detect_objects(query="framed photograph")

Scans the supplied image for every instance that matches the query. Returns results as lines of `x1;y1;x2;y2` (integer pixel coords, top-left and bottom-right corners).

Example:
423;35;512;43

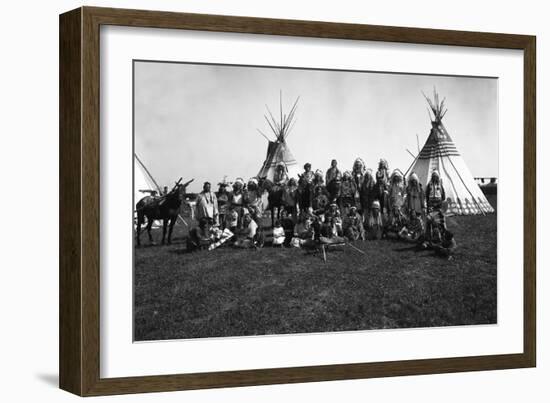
59;6;536;396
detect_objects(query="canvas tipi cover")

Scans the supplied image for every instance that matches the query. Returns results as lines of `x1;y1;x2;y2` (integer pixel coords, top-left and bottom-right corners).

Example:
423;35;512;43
257;140;301;181
408;91;494;215
134;154;161;205
256;93;301;181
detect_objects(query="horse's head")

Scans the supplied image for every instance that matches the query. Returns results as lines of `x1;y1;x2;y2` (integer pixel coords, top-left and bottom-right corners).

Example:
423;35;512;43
167;178;193;201
247;178;259;192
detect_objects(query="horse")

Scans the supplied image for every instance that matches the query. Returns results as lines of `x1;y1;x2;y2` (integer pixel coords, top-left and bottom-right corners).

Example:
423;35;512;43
297;174;314;214
258;177;286;228
135;178;192;246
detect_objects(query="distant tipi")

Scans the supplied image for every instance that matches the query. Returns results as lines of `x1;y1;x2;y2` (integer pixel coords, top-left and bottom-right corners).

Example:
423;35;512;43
257;93;301;181
407;89;495;215
134;153;161;204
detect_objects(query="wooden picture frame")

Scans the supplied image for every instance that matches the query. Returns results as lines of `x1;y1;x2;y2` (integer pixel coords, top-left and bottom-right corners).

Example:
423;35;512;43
59;6;536;396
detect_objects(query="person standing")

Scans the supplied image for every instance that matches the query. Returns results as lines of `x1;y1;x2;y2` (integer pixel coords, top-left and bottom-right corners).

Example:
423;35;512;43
405;172;425;217
339;171;357;216
196;181;219;225
426;170;446;212
216;180;230;229
325;159;342;186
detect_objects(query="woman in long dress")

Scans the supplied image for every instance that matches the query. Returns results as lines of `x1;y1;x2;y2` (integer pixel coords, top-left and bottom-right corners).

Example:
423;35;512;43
405;172;425;217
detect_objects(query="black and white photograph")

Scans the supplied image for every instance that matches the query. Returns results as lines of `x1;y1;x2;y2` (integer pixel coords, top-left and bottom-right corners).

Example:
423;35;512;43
133;60;498;342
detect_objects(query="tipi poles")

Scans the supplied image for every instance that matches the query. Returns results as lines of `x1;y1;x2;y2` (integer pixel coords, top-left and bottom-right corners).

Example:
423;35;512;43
445;154;486;215
404;149;420;178
135;153;162;193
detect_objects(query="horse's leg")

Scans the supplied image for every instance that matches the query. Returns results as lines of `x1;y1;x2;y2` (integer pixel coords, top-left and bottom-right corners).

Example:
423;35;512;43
167;216;176;244
271;207;275;228
146;217;155;244
161;218;168;245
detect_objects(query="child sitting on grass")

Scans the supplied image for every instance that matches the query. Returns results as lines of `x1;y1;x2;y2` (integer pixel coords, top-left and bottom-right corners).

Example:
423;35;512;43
280;210;295;247
432;228;457;260
272;219;285;247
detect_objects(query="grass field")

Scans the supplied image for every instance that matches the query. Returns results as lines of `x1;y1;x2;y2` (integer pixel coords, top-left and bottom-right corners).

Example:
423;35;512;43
134;194;497;341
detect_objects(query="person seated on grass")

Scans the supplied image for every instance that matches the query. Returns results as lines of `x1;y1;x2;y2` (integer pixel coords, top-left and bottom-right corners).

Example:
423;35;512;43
432;228;457;260
385;204;407;239
272;219;285;247
343;206;365;241
425;210;447;245
291;213;316;248
312;186;329;220
325;203;343;236
280;210;295;247
233;213;258;248
398;210;425;244
318;214;346;244
224;206;239;234
186;217;214;252
365;200;384;240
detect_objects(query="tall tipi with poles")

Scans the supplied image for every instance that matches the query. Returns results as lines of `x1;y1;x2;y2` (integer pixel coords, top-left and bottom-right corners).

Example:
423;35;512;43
257;92;301;181
407;89;495;215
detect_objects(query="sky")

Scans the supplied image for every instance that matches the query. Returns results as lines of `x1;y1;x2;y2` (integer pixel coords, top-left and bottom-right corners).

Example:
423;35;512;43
134;60;498;193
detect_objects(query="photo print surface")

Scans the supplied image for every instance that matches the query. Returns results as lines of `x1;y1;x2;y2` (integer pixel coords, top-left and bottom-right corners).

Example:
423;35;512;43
133;60;498;342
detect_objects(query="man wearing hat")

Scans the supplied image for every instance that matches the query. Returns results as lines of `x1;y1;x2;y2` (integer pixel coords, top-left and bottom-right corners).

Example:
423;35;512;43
196;181;219;225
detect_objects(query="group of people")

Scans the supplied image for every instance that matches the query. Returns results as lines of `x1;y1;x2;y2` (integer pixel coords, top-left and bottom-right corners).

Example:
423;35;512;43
187;158;456;259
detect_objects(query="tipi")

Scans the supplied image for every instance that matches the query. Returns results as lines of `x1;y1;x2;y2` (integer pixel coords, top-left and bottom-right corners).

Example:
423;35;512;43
407;89;495;215
257;93;301;181
134;153;161;205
